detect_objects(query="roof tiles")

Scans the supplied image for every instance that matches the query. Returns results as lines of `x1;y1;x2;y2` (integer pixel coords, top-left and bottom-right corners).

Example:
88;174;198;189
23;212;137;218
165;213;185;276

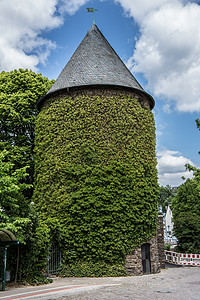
47;24;145;94
42;24;154;109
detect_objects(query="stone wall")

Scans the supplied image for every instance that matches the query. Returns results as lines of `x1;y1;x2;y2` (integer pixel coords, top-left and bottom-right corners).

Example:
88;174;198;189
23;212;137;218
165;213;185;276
157;212;165;269
125;213;165;275
125;250;143;276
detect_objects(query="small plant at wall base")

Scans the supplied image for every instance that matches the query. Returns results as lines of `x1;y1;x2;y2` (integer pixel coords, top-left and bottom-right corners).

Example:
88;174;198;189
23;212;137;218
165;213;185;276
34;89;159;276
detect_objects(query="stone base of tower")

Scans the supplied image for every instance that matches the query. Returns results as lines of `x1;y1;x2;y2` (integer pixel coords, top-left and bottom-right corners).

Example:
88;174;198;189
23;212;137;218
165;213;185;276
125;213;165;275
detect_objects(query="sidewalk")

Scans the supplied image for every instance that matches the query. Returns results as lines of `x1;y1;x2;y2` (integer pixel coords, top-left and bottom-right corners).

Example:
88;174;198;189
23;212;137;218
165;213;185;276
0;265;200;299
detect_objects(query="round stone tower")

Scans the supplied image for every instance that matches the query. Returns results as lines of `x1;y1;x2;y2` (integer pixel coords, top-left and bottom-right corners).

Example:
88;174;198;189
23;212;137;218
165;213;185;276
34;24;159;276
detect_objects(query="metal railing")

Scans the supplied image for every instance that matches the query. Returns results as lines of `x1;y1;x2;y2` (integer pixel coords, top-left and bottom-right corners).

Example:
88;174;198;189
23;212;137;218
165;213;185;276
47;244;62;275
165;250;200;266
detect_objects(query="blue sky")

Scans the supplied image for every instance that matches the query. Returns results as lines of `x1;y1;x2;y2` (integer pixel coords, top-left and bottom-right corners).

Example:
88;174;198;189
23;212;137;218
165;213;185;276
0;0;200;186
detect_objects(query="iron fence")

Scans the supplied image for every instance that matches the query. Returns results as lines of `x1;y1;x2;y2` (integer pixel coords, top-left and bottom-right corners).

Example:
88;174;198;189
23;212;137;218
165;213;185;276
47;244;62;275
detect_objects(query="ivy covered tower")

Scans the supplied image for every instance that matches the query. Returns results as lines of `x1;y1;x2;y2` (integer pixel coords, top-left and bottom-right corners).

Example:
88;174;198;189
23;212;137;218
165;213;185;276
34;24;160;276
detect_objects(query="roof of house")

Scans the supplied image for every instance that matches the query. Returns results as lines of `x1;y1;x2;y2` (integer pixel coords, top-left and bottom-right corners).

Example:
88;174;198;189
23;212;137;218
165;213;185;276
39;24;154;108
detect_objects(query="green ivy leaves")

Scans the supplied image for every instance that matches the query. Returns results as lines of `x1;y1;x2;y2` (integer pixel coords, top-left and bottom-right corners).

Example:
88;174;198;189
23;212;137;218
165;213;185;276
34;88;159;276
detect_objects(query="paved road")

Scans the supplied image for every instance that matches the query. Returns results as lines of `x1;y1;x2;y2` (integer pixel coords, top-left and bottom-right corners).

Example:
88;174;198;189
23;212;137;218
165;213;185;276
1;265;200;300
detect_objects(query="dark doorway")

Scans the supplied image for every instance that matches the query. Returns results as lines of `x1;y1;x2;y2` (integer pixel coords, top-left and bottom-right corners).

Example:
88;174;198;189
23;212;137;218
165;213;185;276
141;243;151;274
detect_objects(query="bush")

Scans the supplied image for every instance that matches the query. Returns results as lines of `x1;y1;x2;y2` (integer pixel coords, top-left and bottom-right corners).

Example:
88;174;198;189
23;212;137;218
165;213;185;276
61;260;127;277
164;244;171;251
171;179;200;254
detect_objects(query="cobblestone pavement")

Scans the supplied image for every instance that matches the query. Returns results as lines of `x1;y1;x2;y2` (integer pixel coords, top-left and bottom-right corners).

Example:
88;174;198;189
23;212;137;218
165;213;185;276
58;265;200;300
1;265;200;300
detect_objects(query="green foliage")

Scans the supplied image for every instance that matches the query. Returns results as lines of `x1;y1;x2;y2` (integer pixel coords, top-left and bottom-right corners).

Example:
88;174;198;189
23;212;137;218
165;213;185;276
171;179;200;253
0;150;51;281
185;118;200;183
164;244;171;251
158;185;177;213
0;69;54;195
34;90;159;275
21;276;53;286
15;217;51;281
0;69;54;282
61;260;127;277
5;211;51;282
172;118;200;254
196;118;200;131
0;149;32;224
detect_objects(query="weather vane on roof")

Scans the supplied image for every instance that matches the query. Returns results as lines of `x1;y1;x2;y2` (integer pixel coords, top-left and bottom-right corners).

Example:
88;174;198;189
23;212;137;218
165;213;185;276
87;8;99;25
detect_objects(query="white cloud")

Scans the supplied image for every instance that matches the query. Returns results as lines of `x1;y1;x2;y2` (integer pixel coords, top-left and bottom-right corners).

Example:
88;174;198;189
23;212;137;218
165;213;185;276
117;0;200;112
0;0;64;72
115;0;172;22
0;0;92;72
156;123;165;136
59;0;89;15
157;149;195;186
2;0;200;108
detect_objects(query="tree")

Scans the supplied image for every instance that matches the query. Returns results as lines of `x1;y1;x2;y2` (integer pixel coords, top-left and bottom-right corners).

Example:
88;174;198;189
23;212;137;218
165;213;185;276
0;69;54;282
171;179;200;253
0;69;54;195
0;149;51;282
171;118;200;254
158;185;176;213
0;149;31;224
185;119;200;182
196;118;200;131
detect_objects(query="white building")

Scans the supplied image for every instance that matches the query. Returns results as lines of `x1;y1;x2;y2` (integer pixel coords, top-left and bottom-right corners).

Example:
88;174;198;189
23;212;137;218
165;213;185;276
165;205;174;236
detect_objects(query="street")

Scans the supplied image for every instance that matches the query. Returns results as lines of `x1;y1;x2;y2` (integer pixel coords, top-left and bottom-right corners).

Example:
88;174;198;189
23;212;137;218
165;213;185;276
0;264;200;300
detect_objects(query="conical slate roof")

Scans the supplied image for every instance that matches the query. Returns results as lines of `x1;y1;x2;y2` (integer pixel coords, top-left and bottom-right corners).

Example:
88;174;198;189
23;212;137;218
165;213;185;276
41;24;154;108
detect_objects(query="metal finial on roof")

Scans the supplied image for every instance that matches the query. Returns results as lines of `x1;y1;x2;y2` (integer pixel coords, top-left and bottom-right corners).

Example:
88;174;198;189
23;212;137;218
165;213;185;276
87;8;98;25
